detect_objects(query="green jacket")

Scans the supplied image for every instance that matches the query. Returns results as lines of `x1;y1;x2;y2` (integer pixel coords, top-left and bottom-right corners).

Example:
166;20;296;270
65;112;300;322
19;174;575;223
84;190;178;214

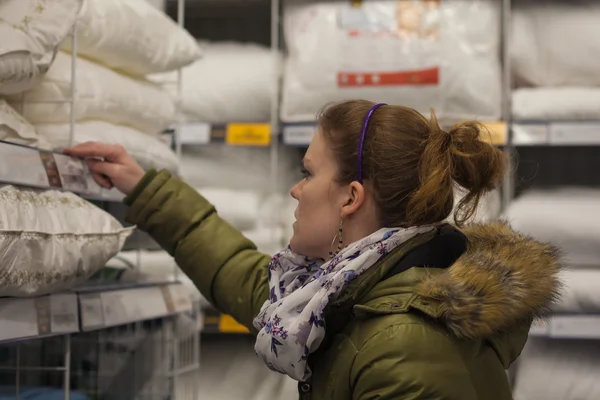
125;170;563;400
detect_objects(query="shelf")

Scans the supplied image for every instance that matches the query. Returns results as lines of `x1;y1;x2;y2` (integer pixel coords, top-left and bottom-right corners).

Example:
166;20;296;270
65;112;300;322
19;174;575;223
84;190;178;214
0;293;79;344
0;282;194;343
201;309;250;334
174;122;272;146
0;140;124;201
77;282;193;332
282;121;507;147
513;121;600;146
529;314;600;339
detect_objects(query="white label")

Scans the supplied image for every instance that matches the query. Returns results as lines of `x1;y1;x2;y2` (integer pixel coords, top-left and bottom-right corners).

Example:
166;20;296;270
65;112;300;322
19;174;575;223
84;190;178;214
0;298;38;341
50;294;79;334
528;319;550;336
80;294;105;330
178;123;211;145
550;123;600;145
167;284;193;313
512;124;550;146
283;125;315;146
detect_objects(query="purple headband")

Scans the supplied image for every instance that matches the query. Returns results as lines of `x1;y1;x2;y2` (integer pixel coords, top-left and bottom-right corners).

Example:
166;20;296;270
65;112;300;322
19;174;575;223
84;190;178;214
357;103;386;183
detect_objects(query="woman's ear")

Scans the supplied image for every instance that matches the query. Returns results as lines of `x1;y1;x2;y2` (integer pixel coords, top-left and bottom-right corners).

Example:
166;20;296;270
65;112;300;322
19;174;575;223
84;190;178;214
340;181;365;218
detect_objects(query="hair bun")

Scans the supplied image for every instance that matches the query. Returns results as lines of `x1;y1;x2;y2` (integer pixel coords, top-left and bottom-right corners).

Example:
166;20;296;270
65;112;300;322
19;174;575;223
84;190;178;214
447;121;506;193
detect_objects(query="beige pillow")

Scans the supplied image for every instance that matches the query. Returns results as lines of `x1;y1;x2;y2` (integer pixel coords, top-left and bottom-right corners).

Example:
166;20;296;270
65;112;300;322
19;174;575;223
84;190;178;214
0;185;134;296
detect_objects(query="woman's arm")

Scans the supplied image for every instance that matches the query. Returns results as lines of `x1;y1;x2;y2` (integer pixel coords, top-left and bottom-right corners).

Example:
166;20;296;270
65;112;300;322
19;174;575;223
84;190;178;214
124;169;271;332
63;142;272;332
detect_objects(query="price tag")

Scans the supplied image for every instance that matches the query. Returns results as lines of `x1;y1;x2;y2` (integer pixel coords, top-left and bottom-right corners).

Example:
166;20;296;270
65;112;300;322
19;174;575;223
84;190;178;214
80;294;105;331
513;124;549;146
101;292;129;327
163;284;192;313
178;123;211;145
283;125;315;146
219;314;250;333
529;319;550;336
0;298;38;341
226;124;271;146
481;122;507;145
50;294;79;334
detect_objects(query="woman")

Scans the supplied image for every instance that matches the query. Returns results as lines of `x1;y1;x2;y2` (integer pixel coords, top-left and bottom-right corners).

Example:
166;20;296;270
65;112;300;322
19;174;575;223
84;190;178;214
66;100;562;400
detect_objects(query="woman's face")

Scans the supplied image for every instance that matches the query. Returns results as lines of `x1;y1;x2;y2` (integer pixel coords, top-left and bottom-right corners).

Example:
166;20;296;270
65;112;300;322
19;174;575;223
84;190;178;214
289;131;348;259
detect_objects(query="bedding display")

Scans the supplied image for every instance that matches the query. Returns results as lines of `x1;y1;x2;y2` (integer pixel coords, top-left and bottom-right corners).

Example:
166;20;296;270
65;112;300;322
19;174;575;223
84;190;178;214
554;269;600;314
0;100;51;150
503;188;600;268
36;121;180;175
513;337;600;400
281;0;501;122
0;0;82;95
512;87;600;121
511;0;600;88
0;185;133;297
198;187;261;231
60;0;202;76
151;41;277;124
6;52;176;135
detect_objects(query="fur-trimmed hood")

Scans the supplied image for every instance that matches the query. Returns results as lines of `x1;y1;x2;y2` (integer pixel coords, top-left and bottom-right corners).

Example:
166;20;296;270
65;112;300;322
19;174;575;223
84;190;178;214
416;221;563;339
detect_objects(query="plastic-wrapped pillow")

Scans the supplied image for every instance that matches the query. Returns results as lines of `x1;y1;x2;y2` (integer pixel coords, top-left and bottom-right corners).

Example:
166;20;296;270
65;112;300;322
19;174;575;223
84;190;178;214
0;0;83;95
0;185;134;297
36;121;180;175
61;0;202;76
6;52;176;135
281;0;501;122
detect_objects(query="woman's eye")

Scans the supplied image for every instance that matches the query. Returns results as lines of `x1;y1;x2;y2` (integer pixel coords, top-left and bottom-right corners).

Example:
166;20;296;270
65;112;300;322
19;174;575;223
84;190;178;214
300;167;311;178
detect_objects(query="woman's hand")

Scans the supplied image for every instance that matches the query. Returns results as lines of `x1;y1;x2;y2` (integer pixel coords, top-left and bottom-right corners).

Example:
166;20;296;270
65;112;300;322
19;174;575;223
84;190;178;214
64;142;145;195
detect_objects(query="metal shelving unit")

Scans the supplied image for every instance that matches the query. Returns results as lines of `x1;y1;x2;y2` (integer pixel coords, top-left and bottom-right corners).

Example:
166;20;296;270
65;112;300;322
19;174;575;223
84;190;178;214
0;0;202;398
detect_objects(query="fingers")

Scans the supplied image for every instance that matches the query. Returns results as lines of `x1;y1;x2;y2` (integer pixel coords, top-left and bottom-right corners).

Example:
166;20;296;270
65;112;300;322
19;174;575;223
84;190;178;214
86;159;119;188
64;142;127;163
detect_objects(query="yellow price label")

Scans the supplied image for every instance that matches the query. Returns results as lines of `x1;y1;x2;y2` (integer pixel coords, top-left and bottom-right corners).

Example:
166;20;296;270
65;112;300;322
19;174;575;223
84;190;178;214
481;121;507;146
226;123;271;146
219;314;250;334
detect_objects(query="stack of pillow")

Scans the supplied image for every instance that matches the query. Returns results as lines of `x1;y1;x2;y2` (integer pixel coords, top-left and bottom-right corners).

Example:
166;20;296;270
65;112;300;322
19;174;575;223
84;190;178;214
0;0;200;297
1;0;202;174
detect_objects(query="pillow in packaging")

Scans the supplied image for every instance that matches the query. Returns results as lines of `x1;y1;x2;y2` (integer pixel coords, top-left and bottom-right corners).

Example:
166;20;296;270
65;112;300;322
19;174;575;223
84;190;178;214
36;120;180;175
0;99;52;149
61;0;202;76
0;0;83;95
281;0;501;122
6;52;176;134
0;185;134;296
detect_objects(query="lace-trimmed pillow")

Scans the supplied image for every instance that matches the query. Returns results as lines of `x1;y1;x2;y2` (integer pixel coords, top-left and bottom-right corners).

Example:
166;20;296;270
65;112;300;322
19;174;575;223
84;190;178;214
0;185;134;296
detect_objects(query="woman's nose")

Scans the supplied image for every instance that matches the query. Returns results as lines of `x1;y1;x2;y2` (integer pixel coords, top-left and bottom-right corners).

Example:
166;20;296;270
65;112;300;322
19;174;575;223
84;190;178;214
290;182;301;200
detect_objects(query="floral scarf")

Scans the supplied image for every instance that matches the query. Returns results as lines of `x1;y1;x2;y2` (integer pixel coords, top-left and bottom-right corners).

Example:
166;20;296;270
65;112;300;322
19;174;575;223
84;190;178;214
252;225;434;382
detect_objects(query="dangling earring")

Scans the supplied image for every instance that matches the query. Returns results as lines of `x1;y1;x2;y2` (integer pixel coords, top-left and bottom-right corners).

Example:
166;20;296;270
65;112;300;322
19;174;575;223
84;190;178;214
329;220;344;258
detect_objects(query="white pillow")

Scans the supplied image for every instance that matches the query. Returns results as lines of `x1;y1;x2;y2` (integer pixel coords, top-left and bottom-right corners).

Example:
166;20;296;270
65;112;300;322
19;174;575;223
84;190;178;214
60;0;202;76
0;0;83;95
511;1;600;87
6;52;176;134
36;121;180;175
0;99;51;150
0;185;133;297
503;188;600;268
197;187;261;231
281;0;501;122
151;41;278;124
